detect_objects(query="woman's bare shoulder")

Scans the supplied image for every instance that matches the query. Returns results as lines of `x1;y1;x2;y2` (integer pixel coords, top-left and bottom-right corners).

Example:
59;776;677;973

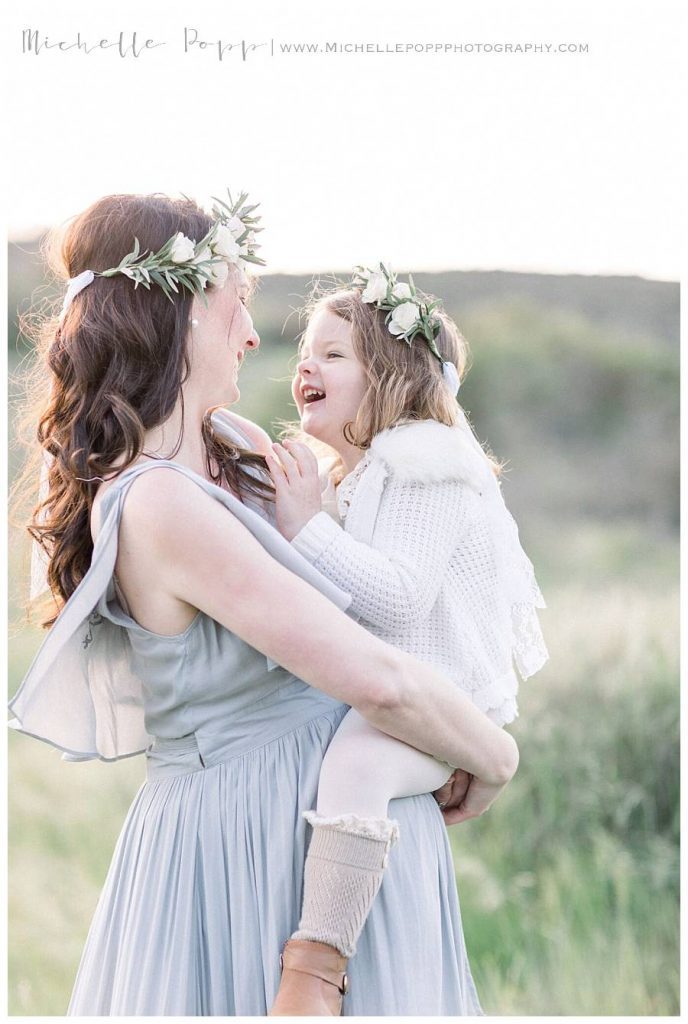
90;463;226;545
120;465;220;529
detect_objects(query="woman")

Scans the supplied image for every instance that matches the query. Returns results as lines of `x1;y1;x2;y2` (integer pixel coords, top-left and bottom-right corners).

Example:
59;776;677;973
9;190;518;1016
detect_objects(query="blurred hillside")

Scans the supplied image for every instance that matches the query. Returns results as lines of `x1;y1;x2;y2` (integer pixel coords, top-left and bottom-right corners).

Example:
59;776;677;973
7;241;679;1015
9;239;679;591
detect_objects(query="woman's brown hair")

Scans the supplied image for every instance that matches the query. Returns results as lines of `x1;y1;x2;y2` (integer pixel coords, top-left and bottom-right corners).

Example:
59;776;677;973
14;193;271;626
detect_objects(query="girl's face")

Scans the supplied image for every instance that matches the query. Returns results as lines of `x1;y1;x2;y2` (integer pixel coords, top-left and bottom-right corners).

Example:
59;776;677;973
191;270;259;406
292;308;368;451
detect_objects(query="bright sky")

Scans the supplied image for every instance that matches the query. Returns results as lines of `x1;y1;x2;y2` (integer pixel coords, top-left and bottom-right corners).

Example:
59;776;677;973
5;0;685;279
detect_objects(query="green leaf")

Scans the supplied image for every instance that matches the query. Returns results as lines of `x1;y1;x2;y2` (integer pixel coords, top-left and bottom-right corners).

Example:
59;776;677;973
197;226;216;251
149;270;168;292
211;194;231;214
240;253;266;266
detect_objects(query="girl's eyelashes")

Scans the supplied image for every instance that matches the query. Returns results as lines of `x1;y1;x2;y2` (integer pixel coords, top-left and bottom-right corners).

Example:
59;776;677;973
295;348;344;365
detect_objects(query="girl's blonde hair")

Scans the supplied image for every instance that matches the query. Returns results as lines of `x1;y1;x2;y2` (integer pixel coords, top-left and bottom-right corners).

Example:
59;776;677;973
312;288;466;444
292;285;501;477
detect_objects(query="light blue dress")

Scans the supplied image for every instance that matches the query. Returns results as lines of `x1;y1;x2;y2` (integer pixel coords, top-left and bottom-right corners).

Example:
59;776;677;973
9;461;483;1016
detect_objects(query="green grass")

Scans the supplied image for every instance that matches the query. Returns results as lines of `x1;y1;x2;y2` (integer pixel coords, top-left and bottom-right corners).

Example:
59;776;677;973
8;740;145;1014
453;582;679;1015
7;267;678;1014
7;573;679;1015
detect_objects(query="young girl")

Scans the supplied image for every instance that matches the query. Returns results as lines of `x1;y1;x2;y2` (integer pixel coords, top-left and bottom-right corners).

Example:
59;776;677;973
265;265;548;1015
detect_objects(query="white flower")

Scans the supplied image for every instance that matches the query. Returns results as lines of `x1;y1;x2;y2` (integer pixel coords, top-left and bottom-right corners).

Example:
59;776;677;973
194;246;213;265
195;246;224;284
211;224;242;262
226;215;246;238
392;282;412;300
388;301;421;336
361;271;388;304
170;233;196;264
207;259;230;287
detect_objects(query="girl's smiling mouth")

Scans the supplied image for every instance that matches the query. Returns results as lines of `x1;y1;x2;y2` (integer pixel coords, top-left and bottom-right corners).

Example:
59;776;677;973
301;386;326;404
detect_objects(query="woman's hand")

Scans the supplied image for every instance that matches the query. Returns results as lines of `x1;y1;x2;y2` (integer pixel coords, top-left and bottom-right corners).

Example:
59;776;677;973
266;440;323;541
433;768;471;816
438;773;512;826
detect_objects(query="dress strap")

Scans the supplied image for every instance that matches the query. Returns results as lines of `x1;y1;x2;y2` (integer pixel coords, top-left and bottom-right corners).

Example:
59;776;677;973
9;459;352;762
96;460;352;609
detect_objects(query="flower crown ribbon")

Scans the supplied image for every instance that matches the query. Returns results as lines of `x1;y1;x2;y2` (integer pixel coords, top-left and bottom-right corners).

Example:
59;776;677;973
60;270;95;316
351;263;460;396
60;189;264;319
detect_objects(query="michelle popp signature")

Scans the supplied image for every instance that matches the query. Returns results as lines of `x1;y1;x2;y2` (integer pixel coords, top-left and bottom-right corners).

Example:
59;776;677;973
21;28;272;61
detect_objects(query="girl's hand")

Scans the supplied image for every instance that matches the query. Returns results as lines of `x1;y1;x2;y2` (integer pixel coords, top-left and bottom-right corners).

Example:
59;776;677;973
440;773;511;826
266;440;323;541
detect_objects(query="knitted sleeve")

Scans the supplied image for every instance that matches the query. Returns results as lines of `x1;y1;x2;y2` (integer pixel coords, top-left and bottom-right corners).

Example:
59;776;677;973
291;477;467;631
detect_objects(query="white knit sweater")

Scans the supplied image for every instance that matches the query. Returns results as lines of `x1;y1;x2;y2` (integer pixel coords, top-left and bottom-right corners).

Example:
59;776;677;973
291;418;548;727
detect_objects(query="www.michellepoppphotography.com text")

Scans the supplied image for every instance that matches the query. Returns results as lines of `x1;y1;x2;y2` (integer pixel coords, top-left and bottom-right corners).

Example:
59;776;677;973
21;27;590;61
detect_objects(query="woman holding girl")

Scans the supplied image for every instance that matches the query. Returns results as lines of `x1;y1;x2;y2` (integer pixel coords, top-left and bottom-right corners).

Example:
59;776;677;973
10;191;522;1016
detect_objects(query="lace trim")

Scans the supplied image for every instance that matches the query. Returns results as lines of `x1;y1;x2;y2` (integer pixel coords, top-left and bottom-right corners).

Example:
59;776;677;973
462;668;519;725
303;810;400;844
512;601;549;679
336;453;373;522
484;496;549;681
484;697;519;727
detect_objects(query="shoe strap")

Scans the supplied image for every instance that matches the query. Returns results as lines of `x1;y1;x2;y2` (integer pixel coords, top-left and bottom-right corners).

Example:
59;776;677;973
280;948;349;996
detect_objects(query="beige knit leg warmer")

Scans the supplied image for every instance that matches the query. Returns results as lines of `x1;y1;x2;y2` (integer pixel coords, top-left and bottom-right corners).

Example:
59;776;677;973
291;811;400;958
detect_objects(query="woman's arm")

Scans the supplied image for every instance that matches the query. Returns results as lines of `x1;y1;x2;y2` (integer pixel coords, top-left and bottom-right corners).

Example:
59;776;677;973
119;468;518;786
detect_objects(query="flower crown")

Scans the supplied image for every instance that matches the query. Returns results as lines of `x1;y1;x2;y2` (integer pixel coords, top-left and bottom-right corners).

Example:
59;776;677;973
350;263;461;396
351;263;443;361
60;189;264;317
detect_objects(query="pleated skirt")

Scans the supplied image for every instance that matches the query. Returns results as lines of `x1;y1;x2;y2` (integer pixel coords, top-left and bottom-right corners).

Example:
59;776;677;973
68;706;483;1016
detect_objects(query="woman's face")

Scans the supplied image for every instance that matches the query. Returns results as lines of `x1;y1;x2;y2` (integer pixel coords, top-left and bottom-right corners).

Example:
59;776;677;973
292;308;368;451
190;270;259;406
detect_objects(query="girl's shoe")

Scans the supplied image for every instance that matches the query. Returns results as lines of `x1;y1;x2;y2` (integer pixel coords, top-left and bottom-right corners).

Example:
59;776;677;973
268;939;349;1016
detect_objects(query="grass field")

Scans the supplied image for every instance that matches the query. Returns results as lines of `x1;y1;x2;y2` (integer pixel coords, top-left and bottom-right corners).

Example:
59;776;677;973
6;282;679;1014
8;563;679;1015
